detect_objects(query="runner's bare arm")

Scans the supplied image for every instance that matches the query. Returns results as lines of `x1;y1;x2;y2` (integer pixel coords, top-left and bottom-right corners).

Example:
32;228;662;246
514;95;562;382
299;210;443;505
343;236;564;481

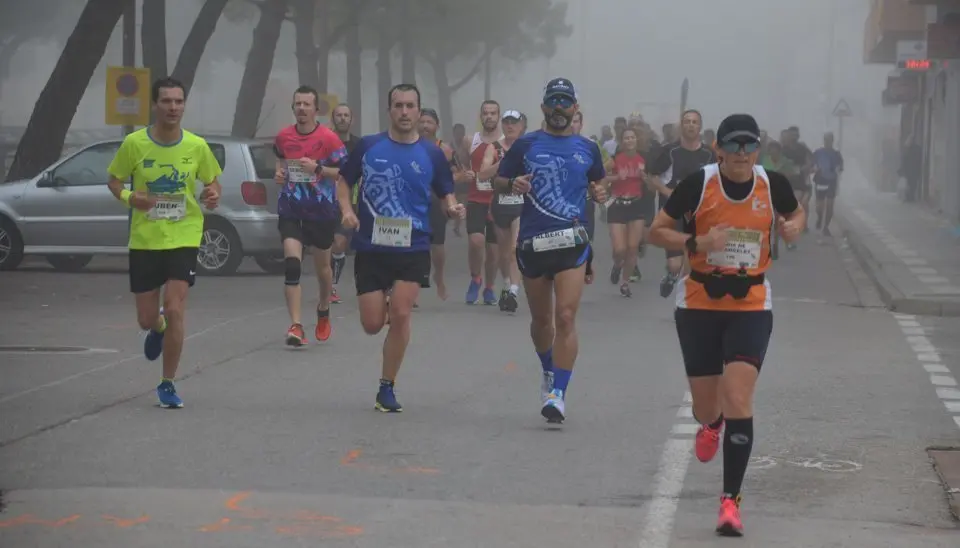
476;143;500;181
647;172;703;250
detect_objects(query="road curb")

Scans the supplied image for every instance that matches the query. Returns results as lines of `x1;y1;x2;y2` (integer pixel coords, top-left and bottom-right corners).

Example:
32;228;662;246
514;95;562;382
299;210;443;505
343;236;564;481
834;209;960;317
928;448;960;521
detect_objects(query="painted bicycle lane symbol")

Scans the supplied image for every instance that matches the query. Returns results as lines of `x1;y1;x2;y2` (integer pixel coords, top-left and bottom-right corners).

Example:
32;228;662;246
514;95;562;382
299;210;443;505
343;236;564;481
749;455;862;473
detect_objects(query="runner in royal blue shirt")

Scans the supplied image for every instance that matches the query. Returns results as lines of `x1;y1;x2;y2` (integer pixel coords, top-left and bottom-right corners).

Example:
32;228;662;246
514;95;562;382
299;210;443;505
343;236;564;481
493;77;607;424
337;83;465;413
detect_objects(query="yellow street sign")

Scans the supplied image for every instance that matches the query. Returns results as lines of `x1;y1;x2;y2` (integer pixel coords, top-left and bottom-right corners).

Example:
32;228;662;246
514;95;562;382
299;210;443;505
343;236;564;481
105;66;151;126
318;94;339;118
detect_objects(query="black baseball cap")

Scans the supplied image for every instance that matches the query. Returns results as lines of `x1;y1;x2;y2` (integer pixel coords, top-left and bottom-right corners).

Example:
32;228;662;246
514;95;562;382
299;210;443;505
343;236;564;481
543;78;577;103
716;114;761;143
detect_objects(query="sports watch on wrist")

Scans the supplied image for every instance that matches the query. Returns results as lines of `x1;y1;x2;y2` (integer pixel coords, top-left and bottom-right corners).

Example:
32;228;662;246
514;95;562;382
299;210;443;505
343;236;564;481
685;235;698;254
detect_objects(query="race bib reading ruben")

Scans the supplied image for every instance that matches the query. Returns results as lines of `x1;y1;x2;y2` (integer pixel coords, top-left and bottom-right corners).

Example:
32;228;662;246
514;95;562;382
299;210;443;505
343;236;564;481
707;228;763;269
532;228;576;252
372;216;413;247
476;179;493;192
148;194;186;221
498;193;523;206
286;160;316;184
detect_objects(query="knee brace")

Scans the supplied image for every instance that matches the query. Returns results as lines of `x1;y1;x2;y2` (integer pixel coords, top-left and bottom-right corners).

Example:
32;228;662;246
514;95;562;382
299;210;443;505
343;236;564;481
284;257;301;286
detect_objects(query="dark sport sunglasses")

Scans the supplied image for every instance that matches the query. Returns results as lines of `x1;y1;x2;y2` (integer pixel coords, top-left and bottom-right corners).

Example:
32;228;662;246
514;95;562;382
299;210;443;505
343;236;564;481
719;140;761;154
544;95;575;109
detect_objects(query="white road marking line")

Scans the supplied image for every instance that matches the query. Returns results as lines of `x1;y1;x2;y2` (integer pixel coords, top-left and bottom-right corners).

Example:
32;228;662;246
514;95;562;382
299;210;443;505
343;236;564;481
893;313;916;320
0;306;286;405
908;267;938;276
917;353;941;362
901;258;928;266
944;400;960;413
676;407;693;418
955;417;960;429
936;387;960;399
924;364;951;374
683;391;692;403
0;347;120;355
901;327;926;336
638;438;693;548
897;320;921;327
919;275;951;284
930;375;958;387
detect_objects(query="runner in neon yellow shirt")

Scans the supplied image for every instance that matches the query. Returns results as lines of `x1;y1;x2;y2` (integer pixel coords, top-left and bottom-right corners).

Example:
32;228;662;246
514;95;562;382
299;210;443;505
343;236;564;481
106;77;222;409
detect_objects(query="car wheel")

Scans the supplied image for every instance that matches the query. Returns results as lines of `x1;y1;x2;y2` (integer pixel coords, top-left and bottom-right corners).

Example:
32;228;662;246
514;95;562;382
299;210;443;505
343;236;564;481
197;217;243;276
46;255;93;272
254;254;286;275
0;217;24;271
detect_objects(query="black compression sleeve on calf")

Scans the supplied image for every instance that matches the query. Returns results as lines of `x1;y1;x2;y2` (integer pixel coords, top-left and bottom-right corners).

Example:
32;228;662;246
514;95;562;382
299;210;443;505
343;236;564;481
722;417;754;498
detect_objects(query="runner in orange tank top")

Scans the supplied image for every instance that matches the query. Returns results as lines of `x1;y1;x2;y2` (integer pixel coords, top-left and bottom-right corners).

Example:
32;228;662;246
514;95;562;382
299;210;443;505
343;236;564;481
648;114;803;538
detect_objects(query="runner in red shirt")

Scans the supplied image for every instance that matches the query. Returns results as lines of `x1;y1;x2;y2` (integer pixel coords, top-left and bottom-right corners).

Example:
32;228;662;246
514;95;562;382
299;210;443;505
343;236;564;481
462;100;503;305
603;127;648;297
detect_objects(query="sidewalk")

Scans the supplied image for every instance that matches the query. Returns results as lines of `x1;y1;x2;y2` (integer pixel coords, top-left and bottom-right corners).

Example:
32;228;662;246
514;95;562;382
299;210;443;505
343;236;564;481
835;161;960;316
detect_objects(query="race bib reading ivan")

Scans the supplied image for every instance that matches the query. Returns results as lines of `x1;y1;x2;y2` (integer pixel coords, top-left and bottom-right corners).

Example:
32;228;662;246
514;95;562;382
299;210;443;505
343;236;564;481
372;216;412;247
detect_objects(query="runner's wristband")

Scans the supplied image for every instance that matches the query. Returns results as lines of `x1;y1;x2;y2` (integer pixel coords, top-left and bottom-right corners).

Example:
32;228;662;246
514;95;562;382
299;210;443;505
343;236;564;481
119;189;132;207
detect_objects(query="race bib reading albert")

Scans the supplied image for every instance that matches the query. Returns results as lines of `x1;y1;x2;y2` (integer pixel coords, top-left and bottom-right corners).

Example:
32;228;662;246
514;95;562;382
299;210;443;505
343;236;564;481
372;217;413;247
532;228;576;252
148;194;186;221
706;228;763;269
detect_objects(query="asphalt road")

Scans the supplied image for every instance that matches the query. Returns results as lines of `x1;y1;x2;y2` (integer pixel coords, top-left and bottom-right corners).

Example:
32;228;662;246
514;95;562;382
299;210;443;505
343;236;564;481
1;226;958;547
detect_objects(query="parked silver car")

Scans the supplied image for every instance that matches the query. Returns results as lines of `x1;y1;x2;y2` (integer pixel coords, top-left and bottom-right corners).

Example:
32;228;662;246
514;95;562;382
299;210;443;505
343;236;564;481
0;136;284;275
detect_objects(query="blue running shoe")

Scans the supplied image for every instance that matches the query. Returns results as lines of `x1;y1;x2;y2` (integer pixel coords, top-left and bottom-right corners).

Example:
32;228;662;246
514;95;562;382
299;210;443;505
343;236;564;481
375;381;403;413
144;308;165;361
482;287;497;305
157;380;183;408
465;279;481;304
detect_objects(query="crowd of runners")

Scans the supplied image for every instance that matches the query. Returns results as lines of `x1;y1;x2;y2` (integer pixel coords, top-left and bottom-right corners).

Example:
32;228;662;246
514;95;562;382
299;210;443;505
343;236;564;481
105;75;846;538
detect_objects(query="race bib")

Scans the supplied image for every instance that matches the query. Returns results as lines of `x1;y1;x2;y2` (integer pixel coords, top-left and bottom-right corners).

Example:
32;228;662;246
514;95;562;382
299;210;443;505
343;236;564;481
286;160;316;184
707;229;763;269
532;228;576;252
372;216;412;247
476;179;493;192
498;193;523;206
816;184;831;192
147;194;186;221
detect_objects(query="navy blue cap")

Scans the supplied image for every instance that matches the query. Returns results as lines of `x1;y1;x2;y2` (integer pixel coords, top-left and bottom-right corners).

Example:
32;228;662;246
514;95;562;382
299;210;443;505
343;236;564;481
543;78;577;103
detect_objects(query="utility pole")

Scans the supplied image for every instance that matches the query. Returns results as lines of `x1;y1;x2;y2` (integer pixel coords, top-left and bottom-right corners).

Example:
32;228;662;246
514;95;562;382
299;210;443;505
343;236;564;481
122;0;136;136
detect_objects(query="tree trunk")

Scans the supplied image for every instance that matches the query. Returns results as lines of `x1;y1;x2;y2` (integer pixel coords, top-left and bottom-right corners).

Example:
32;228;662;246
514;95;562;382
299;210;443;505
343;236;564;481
141;0;167;124
345;17;362;133
315;0;329;92
293;0;318;88
231;0;287;138
430;57;454;143
5;0;125;182
376;35;393;131
170;0;228;97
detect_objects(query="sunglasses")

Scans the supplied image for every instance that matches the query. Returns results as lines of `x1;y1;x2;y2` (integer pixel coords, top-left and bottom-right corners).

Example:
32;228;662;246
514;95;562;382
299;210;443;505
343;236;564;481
719;140;761;154
544;95;575;109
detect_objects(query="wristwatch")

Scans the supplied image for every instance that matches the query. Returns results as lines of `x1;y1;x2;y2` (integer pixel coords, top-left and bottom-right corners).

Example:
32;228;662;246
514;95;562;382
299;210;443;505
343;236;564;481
684;235;698;254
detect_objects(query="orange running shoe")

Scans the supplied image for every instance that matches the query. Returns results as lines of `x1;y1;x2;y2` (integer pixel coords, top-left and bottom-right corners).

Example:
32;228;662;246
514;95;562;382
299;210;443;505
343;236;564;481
715;495;743;537
695;422;723;463
315;309;332;342
285;323;307;347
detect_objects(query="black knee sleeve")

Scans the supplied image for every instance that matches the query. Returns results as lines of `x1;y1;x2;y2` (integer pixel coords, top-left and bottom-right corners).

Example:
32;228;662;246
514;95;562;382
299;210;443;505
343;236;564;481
284;257;301;286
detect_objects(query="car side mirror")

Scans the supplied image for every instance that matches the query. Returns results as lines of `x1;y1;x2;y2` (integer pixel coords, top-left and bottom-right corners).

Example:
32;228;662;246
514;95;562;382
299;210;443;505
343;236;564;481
36;172;57;188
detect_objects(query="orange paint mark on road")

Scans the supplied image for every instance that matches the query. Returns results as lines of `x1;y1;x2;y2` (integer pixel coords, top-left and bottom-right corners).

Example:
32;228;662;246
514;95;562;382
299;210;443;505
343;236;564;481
505;361;518;372
0;514;80;528
102;514;150;528
198;517;253;533
340;449;362;466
